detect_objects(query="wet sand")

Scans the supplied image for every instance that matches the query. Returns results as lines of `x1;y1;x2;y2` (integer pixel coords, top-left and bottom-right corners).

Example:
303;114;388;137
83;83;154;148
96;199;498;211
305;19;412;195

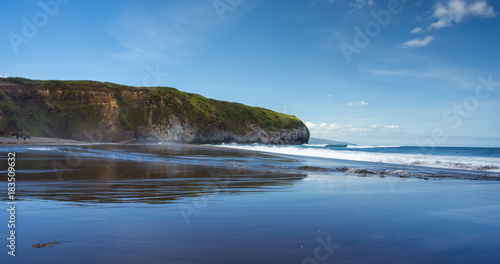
1;144;500;263
0;136;85;146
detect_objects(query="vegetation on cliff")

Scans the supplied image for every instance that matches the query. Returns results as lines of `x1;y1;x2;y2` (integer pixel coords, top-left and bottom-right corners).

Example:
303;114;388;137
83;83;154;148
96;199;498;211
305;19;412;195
0;77;309;144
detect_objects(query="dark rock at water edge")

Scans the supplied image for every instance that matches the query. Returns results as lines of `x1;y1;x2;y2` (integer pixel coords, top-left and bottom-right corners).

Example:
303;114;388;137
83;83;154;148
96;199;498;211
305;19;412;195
0;78;309;145
337;167;377;174
297;166;335;172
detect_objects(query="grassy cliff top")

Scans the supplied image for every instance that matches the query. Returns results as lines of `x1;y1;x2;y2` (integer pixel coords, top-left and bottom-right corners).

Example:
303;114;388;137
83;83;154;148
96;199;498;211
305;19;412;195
0;77;306;136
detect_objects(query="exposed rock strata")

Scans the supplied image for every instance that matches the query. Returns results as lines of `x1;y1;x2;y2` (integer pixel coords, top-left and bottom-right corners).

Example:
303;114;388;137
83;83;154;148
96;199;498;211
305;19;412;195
0;78;309;144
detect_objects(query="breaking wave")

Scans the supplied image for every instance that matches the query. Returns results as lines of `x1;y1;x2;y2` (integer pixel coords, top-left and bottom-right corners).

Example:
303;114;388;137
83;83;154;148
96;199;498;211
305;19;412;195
216;144;500;172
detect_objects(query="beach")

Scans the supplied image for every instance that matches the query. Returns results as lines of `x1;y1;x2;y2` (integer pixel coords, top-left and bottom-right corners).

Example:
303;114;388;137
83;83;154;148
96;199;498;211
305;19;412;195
2;0;499;263
1;143;500;263
0;136;85;146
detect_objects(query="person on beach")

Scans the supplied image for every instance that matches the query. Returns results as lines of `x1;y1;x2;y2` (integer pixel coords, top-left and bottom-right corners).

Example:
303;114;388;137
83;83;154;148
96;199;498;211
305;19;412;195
23;135;27;141
14;135;18;142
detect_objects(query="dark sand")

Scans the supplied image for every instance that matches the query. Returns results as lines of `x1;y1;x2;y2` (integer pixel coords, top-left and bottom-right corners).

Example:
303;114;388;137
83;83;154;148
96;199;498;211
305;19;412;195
1;144;500;263
0;136;84;146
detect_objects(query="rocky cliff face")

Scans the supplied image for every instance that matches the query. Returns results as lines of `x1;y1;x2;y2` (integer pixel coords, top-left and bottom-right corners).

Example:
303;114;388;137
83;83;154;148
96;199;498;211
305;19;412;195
0;78;309;144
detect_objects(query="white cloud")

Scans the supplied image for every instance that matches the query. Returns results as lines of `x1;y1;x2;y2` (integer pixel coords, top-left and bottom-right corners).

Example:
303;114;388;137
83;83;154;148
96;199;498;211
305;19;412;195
346;101;368;106
410;27;424;34
400;1;496;48
327;94;332;97
399;35;434;48
350;0;374;8
429;0;496;29
306;122;376;135
306;122;402;138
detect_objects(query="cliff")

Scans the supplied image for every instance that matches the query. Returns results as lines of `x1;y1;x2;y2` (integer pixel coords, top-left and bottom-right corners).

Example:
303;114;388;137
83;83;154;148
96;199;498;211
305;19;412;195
0;78;309;144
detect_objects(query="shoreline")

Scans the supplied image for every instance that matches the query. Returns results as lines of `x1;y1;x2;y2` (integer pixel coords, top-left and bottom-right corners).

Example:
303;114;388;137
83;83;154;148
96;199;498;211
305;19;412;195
1;138;499;181
0;136;88;147
5;144;500;263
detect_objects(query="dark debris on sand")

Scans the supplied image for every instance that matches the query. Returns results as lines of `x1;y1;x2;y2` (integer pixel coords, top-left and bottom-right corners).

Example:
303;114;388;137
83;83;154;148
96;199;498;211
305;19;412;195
32;242;59;248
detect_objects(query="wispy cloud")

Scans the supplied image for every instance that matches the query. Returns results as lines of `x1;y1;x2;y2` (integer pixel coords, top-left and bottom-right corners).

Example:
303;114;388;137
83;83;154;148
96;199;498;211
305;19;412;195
324;0;373;7
399;35;434;48
410;27;424;34
107;2;217;64
429;0;496;29
367;69;407;76
305;122;401;137
310;0;336;6
346;101;368;106
350;0;374;9
365;66;475;88
360;65;477;89
192;84;270;92
306;122;375;134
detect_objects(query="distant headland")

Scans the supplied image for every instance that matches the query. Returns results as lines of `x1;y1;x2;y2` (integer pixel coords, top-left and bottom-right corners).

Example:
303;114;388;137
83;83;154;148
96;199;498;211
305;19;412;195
0;78;309;145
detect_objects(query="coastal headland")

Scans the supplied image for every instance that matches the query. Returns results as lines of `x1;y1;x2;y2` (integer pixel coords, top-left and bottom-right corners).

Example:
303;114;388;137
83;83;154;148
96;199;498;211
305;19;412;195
0;78;309;144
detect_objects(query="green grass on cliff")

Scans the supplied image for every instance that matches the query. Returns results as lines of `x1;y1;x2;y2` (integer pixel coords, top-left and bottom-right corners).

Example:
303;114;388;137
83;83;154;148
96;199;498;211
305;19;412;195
0;78;111;137
0;77;305;138
138;86;304;135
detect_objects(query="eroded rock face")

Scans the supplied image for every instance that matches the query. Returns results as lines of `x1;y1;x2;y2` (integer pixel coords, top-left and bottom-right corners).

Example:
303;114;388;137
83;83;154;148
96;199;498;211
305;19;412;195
128;114;309;144
0;79;309;145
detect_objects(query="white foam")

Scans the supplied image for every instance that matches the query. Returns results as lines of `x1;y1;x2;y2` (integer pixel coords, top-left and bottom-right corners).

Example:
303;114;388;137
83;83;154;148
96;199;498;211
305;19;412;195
302;144;328;147
216;144;500;172
346;145;400;149
25;147;61;152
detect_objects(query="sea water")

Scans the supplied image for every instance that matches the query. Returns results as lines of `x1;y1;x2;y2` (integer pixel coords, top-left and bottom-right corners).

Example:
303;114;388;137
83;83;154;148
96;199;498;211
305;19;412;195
216;144;500;173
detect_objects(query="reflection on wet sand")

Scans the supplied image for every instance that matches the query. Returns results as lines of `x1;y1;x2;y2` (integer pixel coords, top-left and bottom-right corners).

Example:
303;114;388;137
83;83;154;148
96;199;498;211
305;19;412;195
18;157;307;204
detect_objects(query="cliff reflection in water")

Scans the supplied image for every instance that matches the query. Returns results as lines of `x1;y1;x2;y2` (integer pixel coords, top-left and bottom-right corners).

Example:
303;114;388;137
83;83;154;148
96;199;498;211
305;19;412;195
18;157;307;204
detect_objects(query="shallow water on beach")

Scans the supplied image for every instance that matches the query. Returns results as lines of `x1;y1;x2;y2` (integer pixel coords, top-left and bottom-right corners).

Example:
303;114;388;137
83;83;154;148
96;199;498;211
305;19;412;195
1;144;500;263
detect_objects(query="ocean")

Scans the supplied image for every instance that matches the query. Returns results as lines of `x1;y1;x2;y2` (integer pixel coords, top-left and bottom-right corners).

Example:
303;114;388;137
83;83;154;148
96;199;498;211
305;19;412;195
217;143;500;173
1;143;500;263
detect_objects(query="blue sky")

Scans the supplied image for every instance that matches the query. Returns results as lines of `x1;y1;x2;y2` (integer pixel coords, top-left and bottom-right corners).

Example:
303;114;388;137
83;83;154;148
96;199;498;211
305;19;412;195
1;0;500;146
